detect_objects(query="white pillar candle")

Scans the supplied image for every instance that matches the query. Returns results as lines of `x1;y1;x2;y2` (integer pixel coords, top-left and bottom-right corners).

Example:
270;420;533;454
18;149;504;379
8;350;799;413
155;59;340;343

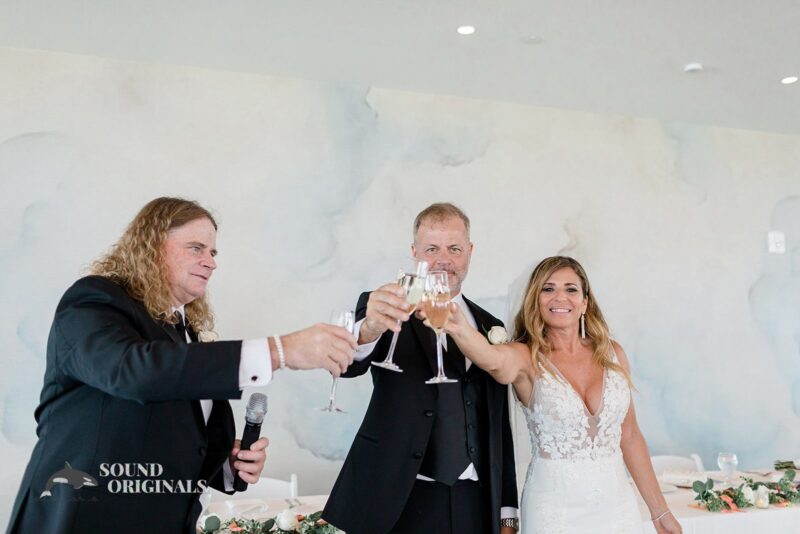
755;486;770;508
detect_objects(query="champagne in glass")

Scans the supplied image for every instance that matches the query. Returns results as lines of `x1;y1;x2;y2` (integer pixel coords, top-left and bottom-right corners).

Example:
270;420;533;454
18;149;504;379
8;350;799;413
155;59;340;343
372;259;429;372
320;310;355;413
423;271;458;385
424;292;451;331
404;273;426;310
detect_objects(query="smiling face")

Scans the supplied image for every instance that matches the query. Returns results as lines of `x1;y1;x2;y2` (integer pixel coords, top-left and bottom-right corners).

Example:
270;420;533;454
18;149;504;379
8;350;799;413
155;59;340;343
538;266;588;331
163;217;218;307
411;216;473;296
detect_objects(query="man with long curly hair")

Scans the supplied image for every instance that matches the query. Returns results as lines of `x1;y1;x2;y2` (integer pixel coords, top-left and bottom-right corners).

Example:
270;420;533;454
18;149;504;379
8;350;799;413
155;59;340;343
7;197;356;534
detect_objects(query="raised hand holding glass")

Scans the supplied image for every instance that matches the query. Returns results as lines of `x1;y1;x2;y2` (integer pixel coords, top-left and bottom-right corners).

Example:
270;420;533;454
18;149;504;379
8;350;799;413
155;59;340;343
320;310;355;413
371;259;428;372
422;271;457;385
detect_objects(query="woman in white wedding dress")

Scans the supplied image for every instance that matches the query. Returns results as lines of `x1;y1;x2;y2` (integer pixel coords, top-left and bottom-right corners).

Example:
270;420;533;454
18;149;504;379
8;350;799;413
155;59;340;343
431;256;682;534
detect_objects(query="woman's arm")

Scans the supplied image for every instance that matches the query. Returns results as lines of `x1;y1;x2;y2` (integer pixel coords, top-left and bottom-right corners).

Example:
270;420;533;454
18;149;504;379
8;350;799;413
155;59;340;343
615;342;682;534
426;303;535;403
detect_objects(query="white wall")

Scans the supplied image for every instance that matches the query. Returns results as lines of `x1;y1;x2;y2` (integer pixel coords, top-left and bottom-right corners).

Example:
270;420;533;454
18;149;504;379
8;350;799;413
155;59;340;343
2;47;799;525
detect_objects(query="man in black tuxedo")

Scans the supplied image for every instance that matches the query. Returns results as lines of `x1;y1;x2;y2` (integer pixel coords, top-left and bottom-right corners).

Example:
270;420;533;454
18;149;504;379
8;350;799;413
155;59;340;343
7;197;356;534
324;203;519;534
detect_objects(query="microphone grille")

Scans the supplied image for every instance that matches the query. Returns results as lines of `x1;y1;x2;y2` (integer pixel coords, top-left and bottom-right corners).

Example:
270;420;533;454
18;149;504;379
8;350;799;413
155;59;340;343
245;393;268;424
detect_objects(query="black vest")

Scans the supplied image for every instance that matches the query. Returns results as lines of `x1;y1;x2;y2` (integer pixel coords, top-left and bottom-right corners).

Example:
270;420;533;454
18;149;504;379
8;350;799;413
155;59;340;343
419;335;489;485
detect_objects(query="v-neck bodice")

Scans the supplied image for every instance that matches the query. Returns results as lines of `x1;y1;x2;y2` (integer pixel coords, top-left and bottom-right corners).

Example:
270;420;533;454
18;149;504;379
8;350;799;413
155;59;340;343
547;360;606;418
523;350;630;462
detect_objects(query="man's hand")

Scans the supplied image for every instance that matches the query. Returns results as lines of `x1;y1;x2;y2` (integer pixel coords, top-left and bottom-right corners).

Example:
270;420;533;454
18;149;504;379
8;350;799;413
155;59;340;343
229;436;269;485
359;282;412;344
500;527;517;534
278;324;357;377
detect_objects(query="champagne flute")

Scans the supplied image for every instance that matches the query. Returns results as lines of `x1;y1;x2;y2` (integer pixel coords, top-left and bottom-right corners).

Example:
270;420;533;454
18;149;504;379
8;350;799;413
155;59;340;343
422;271;458;385
320;310;355;413
371;259;429;373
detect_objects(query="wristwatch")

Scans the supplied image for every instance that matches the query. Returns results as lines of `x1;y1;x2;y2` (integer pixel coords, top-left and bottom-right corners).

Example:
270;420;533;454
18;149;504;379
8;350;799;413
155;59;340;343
500;517;519;530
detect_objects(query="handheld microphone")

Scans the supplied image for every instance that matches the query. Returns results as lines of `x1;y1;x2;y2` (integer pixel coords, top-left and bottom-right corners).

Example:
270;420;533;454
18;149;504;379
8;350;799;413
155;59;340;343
233;393;268;492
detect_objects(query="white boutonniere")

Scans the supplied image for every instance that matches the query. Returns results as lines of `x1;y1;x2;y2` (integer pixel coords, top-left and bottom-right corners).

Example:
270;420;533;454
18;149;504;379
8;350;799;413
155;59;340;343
198;330;219;342
487;326;509;345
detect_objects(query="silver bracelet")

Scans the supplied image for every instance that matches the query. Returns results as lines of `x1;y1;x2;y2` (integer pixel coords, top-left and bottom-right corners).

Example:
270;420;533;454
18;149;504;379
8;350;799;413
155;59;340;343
651;510;670;522
273;335;286;370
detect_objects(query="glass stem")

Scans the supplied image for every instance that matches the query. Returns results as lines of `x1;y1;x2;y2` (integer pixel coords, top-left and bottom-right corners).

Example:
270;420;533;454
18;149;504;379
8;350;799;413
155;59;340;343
328;377;339;406
436;331;446;378
383;320;401;364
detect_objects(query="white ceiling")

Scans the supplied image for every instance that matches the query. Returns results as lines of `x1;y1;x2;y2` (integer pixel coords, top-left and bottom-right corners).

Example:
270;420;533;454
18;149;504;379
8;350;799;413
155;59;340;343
2;0;799;134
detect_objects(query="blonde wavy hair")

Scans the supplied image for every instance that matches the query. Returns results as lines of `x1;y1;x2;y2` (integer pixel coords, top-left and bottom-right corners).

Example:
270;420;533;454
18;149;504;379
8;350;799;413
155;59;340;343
90;197;216;332
413;202;471;240
512;256;632;386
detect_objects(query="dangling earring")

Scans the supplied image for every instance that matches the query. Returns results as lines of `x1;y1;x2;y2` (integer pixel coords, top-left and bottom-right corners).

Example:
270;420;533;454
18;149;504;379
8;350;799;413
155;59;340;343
580;313;586;339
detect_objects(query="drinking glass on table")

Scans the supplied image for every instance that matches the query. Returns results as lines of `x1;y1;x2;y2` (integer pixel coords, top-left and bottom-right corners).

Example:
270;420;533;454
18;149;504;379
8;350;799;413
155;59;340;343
422;270;457;385
320;310;355;413
717;452;738;485
371;258;429;373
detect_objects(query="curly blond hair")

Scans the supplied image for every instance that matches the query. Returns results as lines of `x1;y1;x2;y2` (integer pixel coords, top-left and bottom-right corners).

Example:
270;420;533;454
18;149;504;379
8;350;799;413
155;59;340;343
513;256;632;387
90;197;216;332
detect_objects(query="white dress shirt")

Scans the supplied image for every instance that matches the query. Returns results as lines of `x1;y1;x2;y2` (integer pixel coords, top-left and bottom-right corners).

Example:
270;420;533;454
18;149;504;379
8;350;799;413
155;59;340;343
173;307;271;491
352;294;518;519
353;294;477;481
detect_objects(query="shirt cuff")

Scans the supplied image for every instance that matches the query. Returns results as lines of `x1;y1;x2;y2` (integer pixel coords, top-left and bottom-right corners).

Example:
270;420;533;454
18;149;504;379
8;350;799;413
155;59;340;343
223;457;234;491
500;507;518;519
239;339;272;388
353;318;379;361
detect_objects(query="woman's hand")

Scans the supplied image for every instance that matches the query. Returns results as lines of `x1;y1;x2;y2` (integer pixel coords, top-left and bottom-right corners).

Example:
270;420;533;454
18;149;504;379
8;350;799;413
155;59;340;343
653;511;682;534
418;302;471;338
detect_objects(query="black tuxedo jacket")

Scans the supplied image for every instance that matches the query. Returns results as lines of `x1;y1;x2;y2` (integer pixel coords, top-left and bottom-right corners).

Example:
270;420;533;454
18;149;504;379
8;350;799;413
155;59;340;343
323;292;518;534
7;276;244;534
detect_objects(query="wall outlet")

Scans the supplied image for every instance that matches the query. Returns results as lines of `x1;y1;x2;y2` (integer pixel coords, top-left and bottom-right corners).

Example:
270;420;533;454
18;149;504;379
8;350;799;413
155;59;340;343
768;231;786;254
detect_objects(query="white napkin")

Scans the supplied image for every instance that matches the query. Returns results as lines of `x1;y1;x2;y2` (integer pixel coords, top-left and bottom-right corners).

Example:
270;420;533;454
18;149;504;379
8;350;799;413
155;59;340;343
661;470;705;487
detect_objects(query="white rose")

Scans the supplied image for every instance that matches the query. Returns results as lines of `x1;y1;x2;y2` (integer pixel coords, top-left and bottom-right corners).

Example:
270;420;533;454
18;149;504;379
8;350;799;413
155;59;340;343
198;331;219;342
741;485;754;505
275;509;299;531
487;326;509;345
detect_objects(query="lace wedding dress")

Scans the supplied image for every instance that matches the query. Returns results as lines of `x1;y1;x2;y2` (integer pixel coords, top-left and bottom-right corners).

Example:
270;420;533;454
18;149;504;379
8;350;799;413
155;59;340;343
520;353;643;534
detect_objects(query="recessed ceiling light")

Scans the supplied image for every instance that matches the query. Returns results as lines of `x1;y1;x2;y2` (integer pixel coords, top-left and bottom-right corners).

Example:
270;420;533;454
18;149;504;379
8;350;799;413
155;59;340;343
457;25;476;35
781;76;798;85
683;63;704;73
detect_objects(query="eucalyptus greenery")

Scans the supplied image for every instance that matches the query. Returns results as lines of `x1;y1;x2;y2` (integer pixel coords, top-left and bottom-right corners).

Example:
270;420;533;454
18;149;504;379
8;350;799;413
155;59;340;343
200;511;337;534
693;469;799;512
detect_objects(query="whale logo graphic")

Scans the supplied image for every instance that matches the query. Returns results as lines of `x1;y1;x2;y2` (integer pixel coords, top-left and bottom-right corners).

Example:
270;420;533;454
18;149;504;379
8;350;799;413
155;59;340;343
40;462;98;498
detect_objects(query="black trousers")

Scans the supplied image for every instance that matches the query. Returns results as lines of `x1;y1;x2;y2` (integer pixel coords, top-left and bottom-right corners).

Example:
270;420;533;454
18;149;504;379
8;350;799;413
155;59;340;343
389;479;491;534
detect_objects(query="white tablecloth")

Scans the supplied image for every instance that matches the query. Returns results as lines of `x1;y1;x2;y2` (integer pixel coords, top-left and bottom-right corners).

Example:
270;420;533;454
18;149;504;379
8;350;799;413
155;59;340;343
207;491;800;533
639;486;800;534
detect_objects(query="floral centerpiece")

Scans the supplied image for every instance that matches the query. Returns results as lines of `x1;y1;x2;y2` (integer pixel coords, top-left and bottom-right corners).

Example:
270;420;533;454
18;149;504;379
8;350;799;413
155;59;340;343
199;510;337;534
692;469;799;512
